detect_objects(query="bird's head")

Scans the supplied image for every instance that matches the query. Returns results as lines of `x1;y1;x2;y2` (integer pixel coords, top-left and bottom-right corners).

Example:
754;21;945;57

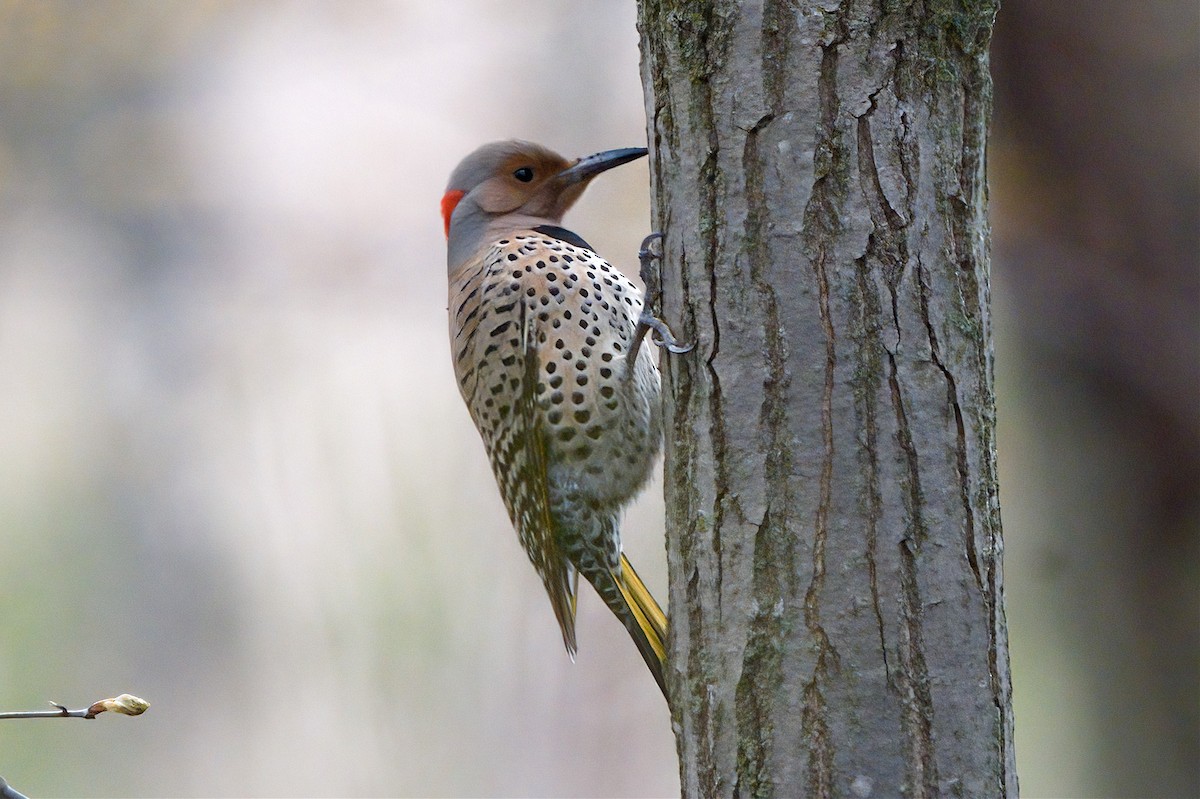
442;140;646;273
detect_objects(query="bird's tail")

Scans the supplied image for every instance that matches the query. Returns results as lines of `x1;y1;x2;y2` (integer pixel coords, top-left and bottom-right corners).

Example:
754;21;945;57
609;553;668;697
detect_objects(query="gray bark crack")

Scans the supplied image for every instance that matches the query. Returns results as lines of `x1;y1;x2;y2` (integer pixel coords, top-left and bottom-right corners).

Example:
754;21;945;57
803;241;838;798
915;251;983;590
854;252;892;687
888;353;939;797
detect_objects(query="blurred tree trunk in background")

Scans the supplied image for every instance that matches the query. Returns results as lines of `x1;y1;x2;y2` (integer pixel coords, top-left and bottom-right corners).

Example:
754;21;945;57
638;1;1014;796
992;2;1199;795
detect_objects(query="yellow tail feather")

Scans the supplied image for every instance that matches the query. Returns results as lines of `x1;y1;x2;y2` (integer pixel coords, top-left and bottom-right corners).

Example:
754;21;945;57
614;553;668;696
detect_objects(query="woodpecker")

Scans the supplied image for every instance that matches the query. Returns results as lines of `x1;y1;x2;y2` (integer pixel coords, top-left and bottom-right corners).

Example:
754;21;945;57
442;140;688;697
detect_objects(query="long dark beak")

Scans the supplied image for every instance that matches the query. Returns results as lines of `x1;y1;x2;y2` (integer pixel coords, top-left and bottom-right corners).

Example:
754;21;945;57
555;147;648;185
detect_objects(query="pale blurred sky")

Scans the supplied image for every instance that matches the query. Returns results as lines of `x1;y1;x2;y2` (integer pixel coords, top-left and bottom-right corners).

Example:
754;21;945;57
0;3;674;796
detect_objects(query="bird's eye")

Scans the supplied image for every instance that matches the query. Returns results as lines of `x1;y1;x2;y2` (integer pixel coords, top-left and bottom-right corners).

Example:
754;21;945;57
513;166;534;183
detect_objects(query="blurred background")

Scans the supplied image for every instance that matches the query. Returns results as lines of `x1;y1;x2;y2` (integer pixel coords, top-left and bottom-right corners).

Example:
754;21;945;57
0;1;1194;797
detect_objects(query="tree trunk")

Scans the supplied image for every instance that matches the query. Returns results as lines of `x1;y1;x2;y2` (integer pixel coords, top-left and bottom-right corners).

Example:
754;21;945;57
637;2;1015;797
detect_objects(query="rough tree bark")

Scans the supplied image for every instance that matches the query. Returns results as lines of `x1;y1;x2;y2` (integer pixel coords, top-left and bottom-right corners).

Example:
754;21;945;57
637;2;1015;797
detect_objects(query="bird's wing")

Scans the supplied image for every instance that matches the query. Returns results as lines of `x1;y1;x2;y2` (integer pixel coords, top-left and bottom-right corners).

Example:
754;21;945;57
450;251;578;656
511;299;579;655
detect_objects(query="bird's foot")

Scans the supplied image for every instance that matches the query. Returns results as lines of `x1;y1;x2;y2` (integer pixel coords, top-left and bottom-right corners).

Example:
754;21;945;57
629;233;694;362
638;314;694;354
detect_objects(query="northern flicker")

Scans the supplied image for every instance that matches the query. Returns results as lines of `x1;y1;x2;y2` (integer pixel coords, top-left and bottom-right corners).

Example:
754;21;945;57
442;140;688;697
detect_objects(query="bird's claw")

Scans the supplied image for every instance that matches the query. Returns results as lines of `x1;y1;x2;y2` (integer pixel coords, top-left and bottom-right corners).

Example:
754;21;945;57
640;313;695;354
660;337;695;355
637;232;664;264
630;231;693;362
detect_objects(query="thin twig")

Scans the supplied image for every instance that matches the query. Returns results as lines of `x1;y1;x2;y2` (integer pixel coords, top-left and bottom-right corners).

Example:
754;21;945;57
0;694;149;721
0;695;148;798
0;775;29;799
0;702;94;720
